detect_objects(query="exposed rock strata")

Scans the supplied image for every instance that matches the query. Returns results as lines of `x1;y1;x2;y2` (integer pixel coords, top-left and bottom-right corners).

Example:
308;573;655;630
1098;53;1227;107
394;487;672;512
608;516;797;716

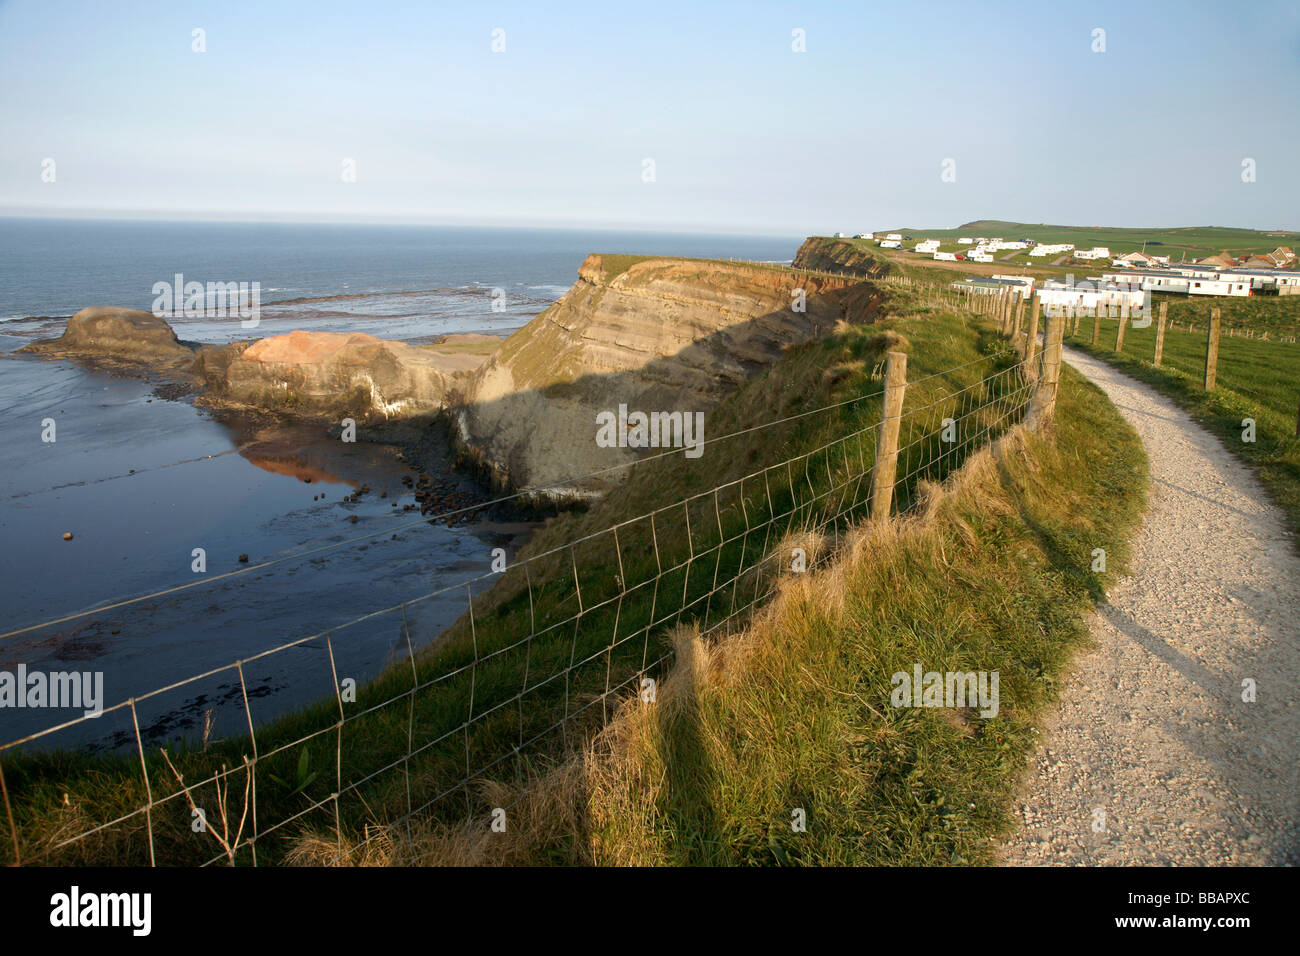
792;237;890;277
222;330;483;417
20;306;195;366
452;255;881;496
19;253;881;501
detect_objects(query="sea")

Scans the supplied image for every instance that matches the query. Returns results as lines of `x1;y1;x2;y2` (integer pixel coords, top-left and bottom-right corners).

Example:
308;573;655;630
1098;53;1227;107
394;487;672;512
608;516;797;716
0;218;798;751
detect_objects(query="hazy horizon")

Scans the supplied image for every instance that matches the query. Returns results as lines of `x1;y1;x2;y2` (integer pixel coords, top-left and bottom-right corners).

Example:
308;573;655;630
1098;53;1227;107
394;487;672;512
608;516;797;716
0;210;1294;238
2;0;1297;234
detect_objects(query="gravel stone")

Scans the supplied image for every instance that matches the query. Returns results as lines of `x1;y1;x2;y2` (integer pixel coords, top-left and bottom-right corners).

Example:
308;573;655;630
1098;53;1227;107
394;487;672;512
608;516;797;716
1000;347;1300;866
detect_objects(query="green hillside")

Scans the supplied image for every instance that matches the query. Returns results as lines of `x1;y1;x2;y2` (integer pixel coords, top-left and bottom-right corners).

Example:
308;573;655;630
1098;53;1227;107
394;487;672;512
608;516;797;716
877;221;1298;261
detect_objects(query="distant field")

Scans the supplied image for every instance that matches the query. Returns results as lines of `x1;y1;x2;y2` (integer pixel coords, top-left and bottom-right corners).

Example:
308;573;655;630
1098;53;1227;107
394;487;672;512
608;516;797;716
1159;294;1300;333
1087;316;1300;415
871;220;1299;260
849;240;1300;333
1065;315;1300;538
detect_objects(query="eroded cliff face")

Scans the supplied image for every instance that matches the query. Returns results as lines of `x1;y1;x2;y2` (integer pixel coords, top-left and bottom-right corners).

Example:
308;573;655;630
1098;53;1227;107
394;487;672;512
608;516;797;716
792;238;890;278
21;249;882;498
219;330;487;417
454;255;882;497
23;310;493;420
20;306;196;369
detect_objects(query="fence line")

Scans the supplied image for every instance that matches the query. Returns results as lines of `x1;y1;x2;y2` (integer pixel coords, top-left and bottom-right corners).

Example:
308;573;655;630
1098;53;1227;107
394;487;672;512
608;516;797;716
0;350;923;645
0;298;1064;867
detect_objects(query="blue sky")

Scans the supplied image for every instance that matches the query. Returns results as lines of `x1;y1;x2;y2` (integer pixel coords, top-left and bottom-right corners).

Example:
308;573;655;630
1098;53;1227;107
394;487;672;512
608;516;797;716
0;0;1296;234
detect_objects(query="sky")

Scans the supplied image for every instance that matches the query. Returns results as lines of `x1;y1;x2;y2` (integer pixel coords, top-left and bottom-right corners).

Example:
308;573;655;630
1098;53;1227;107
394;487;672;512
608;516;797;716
0;0;1296;235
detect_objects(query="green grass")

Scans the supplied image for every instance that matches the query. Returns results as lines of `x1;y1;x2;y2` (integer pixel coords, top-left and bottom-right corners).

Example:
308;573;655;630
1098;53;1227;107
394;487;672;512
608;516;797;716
396;331;1150;866
1159;293;1300;332
872;220;1299;260
0;288;1062;867
1;282;1153;868
1065;314;1300;540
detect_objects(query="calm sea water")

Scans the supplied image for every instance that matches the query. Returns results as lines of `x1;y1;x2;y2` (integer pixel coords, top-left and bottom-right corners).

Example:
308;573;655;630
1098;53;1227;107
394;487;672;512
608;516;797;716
0;218;798;750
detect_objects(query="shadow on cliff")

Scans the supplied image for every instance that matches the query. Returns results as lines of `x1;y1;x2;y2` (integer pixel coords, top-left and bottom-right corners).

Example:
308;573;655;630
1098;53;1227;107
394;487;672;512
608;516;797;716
450;276;886;501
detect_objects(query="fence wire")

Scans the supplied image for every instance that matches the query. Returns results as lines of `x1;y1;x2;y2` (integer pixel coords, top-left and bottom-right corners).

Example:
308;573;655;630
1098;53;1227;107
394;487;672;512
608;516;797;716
0;307;1049;867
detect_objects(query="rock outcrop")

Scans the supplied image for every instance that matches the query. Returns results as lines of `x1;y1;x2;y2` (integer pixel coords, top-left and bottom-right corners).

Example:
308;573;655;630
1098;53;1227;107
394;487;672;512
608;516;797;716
19;249;882;494
221;330;489;418
22;308;498;420
20;306;194;365
792;238;890;278
454;255;881;497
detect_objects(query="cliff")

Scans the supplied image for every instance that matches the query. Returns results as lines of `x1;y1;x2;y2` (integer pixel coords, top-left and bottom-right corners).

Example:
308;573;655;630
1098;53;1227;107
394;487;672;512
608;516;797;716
217;330;487;417
20;306;195;368
23;310;493;420
19;249;883;498
792;237;891;278
452;254;882;497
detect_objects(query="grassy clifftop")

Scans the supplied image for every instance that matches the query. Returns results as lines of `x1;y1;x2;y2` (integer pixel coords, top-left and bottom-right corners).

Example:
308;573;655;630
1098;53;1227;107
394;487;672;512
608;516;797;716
340;294;1150;865
883;221;1299;259
454;253;882;495
2;272;1148;868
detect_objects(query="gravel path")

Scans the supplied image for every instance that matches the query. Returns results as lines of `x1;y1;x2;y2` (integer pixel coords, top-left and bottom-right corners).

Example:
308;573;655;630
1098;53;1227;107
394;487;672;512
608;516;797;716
1000;346;1300;865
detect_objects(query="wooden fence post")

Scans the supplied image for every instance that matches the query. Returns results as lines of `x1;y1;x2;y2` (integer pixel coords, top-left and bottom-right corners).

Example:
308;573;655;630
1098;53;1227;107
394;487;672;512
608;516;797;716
1025;311;1065;431
1025;294;1042;374
1204;306;1221;390
1154;301;1168;367
1092;304;1101;347
1115;299;1129;352
1011;294;1023;340
870;351;908;523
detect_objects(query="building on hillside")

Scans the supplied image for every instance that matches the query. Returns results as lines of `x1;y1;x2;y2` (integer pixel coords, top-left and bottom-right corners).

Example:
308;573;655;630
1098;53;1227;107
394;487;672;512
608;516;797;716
951;277;1033;297
1111;251;1154;268
914;239;941;254
1199;252;1240;269
967;252;994;263
1164;263;1222;277
1149;254;1171;265
1104;270;1184;291
1240;248;1295;268
855;233;874;240
1102;269;1251;297
992;274;1035;295
885;233;903;242
933;251;958;261
1029;243;1075;257
1247;246;1296;268
1220;267;1300;292
1188;277;1251;296
1101;270;1192;294
957;237;974;245
1039;279;1148;313
879;239;902;249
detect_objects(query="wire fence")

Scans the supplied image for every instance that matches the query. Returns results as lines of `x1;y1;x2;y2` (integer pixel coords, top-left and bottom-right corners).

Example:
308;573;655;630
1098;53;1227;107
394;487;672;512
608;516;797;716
0;293;1058;866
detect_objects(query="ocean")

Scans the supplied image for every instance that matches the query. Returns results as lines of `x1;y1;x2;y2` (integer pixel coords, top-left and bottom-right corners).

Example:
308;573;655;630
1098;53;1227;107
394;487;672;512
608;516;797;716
0;218;799;750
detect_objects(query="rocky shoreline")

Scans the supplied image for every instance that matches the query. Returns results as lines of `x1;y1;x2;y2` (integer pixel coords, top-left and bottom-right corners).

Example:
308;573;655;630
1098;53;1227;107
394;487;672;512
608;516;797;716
18;305;525;525
19;254;881;509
